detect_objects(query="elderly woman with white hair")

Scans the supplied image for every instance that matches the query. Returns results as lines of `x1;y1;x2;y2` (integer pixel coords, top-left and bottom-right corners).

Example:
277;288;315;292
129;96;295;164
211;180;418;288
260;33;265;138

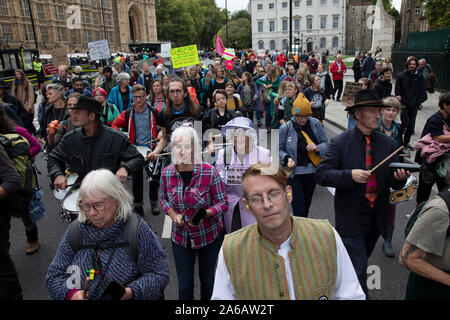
46;169;169;300
108;72;133;112
159;124;227;300
215;117;272;233
153;64;166;80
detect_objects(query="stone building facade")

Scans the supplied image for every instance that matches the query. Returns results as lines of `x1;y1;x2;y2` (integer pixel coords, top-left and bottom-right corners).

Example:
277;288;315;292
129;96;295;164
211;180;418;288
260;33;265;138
0;0;157;53
345;0;373;55
400;0;428;46
250;0;347;54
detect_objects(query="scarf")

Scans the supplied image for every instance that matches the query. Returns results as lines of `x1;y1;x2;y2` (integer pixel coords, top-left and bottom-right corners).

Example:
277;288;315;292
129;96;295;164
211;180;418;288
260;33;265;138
316;72;327;91
290;119;319;167
171;103;187;115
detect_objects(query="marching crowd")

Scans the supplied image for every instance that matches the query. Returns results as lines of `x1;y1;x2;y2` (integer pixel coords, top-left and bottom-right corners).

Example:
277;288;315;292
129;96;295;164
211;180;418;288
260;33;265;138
0;48;448;301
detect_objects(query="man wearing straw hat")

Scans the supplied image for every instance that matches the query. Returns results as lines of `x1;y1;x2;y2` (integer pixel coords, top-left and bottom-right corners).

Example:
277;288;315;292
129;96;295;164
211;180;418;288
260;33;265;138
316;89;410;298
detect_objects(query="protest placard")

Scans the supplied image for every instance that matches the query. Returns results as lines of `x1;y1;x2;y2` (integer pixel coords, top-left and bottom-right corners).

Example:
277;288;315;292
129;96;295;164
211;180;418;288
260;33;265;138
161;43;171;58
342;82;364;106
88;39;111;61
43;64;58;77
50;47;68;68
170;44;200;69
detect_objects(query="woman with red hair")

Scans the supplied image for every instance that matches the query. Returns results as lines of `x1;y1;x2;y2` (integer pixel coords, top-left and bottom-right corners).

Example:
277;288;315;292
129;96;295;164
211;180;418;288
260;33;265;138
93;87;120;126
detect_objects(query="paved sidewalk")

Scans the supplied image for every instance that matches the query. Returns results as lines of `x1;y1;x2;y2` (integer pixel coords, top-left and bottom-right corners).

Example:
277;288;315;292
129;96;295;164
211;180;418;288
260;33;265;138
324;71;442;161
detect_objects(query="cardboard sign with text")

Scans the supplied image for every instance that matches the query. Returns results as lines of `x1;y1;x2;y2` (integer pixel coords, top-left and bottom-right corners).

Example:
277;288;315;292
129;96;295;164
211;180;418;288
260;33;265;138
43;64;58;77
170;44;200;69
88;39;111;61
50;47;68;68
342;82;364;107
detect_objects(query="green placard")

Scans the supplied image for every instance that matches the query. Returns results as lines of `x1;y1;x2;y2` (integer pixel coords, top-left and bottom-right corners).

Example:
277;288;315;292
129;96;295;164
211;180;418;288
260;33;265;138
170;44;200;69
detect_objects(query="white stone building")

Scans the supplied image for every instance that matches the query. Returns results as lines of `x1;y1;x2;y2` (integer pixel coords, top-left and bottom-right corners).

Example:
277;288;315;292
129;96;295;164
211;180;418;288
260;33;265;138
250;0;346;54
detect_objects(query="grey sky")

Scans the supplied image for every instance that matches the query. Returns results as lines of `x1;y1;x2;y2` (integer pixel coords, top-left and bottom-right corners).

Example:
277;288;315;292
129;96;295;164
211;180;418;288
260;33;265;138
216;0;401;12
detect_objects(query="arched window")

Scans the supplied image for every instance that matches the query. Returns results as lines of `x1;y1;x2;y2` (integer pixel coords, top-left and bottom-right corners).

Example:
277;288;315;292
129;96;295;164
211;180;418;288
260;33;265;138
258;40;264;49
332;36;339;48
270;40;276;50
320;37;327;49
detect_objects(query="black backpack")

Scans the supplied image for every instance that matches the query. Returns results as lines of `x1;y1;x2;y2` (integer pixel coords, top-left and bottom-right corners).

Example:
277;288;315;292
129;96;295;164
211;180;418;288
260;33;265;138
405;190;450;238
67;213;143;262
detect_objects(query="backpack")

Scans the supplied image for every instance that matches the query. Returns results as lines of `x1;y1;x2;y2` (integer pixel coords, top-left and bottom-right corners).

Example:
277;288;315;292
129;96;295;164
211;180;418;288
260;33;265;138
264;88;273;104
309;59;317;70
0;133;35;194
68;213;143;262
405;190;450;238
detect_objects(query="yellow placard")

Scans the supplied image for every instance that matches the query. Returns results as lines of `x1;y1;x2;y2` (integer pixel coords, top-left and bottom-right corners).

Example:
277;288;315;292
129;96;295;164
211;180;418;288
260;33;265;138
170;44;200;69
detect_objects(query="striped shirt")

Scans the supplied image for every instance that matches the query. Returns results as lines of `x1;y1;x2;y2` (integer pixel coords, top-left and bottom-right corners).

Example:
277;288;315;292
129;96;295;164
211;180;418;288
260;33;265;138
159;162;228;249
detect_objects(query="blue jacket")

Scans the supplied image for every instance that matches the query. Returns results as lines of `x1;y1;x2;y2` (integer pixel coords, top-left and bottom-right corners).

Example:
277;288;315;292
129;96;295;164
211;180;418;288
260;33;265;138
108;85;133;112
279;117;328;177
361;56;375;78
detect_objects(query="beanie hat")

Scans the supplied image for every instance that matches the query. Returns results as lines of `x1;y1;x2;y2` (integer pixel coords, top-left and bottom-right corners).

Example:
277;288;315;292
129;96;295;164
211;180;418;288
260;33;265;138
292;93;312;116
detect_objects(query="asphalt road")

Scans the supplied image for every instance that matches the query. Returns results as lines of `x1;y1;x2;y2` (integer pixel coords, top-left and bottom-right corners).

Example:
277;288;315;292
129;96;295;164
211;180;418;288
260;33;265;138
9;120;418;300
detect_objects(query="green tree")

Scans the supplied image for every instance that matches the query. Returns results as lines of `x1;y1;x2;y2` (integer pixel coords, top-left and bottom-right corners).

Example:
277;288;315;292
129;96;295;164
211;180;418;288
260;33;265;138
421;0;450;30
230;10;251;22
216;17;251;50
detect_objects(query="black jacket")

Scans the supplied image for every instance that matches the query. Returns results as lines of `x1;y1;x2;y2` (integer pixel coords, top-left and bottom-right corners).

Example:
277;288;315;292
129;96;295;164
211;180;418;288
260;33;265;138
374;78;392;98
315;127;405;238
395;69;427;108
47;124;144;183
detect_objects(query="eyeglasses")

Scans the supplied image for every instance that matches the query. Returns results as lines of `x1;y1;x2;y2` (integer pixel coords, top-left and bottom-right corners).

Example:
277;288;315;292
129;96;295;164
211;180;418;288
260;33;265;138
78;198;113;212
247;190;283;208
133;95;146;100
169;89;183;95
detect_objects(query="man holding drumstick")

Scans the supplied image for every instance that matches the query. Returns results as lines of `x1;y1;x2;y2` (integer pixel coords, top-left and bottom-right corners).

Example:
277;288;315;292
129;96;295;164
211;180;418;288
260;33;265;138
316;89;410;299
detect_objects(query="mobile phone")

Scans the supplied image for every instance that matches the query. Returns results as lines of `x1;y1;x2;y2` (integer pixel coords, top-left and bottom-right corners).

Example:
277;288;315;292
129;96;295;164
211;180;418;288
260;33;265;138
191;208;207;225
100;281;126;300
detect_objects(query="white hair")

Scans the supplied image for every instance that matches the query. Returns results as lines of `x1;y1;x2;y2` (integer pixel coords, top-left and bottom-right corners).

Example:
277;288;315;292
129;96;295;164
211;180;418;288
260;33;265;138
225;127;258;150
170;124;202;164
116;72;130;84
77;169;133;224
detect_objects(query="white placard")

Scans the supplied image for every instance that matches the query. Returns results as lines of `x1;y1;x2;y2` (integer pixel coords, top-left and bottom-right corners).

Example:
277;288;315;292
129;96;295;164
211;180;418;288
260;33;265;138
161;43;172;58
88;39;111;61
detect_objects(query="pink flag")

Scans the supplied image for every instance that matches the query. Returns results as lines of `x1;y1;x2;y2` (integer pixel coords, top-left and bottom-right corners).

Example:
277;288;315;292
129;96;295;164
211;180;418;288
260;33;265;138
216;34;225;56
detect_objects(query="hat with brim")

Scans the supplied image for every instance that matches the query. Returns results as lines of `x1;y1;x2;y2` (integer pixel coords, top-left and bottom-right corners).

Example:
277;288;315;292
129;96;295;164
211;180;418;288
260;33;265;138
345;89;385;111
221;117;256;136
68;95;104;116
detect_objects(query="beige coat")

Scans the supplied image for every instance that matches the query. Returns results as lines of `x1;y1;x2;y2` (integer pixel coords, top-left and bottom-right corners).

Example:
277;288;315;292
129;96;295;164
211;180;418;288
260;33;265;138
11;80;35;113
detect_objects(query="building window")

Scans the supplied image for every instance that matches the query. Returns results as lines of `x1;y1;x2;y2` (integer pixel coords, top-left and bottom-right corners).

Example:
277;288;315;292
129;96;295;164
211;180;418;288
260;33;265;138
352;7;355;13
257;4;263;10
258;21;263;32
258;40;264;50
82;9;91;24
415;7;420;14
269;21;275;32
103;0;112;9
332;36;339;48
90;0;97;6
321;17;327;29
54;5;65;21
363;11;366;19
282;39;289;51
351;35;354;41
269;3;274;9
282;2;288;8
1;24;12;41
40;27;49;42
321;0;327;5
19;0;30;17
294;19;300;31
307;0;312;6
35;3;46;20
294;1;300;7
106;31;115;44
333;16;339;28
71;30;78;43
24;25;35;41
270;40;276;50
282;19;288;32
362;29;366;36
307;18;312;30
320;37;326;49
333;0;339;4
57;27;67;42
80;0;89;4
0;0;8;16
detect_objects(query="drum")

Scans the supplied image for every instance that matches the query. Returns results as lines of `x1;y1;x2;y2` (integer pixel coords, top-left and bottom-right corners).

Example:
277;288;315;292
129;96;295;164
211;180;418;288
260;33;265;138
389;175;417;204
54;174;79;200
61;189;80;222
147;154;170;182
137;146;151;159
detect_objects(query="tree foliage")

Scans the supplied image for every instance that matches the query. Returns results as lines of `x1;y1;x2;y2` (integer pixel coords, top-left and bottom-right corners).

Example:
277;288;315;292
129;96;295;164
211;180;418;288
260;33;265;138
216;18;252;50
421;0;450;30
155;0;227;49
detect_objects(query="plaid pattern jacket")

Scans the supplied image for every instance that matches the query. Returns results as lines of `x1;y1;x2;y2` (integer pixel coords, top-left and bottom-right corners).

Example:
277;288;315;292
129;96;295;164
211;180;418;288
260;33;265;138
159;162;227;249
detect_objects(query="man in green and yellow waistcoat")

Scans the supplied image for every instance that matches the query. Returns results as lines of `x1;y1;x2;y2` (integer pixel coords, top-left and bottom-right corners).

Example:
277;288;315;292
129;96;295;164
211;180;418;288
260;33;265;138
212;162;365;300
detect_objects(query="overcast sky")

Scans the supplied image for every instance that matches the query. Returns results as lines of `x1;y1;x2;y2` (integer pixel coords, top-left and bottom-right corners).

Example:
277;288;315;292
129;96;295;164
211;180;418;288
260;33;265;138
216;0;402;13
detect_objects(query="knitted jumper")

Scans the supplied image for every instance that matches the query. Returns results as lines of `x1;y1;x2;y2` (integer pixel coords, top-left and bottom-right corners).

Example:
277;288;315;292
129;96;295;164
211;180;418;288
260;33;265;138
46;217;170;300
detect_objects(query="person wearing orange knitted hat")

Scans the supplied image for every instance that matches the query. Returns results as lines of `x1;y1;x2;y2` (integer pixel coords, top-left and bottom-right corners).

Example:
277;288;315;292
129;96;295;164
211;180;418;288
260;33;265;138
278;93;328;218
